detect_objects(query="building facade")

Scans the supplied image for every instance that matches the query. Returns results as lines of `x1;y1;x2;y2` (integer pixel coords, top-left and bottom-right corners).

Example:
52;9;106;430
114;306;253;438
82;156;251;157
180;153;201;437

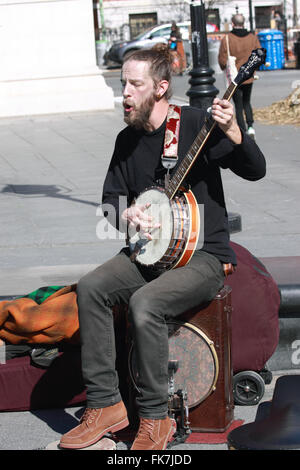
0;0;114;118
98;0;299;42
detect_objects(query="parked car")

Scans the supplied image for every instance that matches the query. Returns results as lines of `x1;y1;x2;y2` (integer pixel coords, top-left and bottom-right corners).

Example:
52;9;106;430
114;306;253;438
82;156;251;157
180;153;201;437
105;21;218;66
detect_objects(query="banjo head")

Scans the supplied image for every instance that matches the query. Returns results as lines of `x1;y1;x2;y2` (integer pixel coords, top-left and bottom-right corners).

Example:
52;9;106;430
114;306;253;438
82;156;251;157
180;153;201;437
129;188;173;266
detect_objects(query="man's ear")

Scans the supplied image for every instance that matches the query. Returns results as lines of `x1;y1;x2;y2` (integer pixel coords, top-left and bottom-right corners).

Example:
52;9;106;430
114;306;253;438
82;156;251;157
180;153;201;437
156;80;169;99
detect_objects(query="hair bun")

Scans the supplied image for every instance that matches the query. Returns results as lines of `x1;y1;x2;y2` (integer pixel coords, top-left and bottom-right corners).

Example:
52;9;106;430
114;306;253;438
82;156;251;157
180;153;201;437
151;42;173;64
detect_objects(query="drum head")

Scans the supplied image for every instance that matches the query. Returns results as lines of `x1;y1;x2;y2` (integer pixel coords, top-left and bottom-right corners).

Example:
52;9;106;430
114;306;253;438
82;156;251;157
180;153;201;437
129;321;219;409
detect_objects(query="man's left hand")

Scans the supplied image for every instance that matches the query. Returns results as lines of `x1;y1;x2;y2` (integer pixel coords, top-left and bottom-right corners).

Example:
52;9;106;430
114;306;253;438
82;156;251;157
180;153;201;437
211;98;242;145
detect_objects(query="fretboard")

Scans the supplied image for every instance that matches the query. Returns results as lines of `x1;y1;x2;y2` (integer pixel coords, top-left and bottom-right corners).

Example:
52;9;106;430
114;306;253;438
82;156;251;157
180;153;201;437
165;81;237;199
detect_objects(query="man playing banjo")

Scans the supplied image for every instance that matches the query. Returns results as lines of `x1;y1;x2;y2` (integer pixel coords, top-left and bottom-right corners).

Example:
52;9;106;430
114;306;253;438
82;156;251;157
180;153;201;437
59;46;266;451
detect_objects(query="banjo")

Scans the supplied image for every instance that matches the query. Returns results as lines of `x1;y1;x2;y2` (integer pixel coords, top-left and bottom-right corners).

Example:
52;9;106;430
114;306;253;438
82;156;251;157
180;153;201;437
129;48;266;272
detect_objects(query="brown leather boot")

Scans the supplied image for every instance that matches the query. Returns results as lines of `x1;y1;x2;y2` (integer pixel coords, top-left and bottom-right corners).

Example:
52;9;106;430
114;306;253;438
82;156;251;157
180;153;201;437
130;416;176;450
59;401;129;449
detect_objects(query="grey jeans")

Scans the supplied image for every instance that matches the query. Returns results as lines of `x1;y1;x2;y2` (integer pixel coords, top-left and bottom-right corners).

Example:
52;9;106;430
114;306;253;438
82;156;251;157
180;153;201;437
77;248;224;419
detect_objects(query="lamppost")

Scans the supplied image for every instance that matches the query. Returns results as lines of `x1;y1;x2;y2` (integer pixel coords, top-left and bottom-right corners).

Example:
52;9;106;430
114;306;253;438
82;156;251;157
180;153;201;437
283;0;289;61
248;0;254;32
186;0;219;111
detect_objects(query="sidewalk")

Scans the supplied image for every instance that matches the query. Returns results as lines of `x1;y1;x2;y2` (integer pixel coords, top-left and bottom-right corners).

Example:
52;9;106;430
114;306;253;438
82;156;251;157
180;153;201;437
0;368;291;451
0;73;299;450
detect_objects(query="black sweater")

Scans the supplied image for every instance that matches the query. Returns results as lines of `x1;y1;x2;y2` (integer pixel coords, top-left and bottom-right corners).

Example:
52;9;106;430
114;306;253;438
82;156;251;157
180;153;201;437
102;106;266;265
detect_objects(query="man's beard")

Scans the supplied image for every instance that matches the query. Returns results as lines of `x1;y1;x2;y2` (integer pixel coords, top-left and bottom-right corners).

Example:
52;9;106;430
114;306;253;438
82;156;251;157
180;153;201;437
124;92;156;131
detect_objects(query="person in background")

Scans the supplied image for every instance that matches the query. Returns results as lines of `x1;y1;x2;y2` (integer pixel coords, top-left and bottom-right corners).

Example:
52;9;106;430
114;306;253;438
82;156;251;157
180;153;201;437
168;21;186;74
218;14;261;139
271;9;284;31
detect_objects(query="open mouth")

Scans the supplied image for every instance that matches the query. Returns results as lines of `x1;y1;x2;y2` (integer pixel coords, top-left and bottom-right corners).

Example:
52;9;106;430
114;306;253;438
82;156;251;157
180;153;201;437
123;102;134;114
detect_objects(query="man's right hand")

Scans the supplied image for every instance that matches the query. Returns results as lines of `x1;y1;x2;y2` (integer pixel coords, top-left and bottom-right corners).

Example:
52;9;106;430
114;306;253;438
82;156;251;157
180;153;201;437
121;203;160;241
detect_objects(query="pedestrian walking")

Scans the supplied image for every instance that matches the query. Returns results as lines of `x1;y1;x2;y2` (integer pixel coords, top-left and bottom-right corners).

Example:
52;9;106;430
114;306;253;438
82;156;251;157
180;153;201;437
218;14;261;138
168;21;186;75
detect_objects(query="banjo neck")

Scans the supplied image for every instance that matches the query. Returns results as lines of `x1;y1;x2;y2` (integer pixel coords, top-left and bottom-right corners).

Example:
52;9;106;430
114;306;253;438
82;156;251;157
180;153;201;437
165;81;237;200
163;46;268;200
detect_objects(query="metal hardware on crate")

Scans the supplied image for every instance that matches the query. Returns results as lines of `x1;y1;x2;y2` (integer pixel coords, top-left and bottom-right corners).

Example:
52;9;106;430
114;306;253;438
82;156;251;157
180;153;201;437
167;360;191;447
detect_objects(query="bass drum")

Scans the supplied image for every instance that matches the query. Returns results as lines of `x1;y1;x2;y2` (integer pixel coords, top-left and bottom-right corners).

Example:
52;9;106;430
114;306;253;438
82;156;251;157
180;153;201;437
128;320;219;410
